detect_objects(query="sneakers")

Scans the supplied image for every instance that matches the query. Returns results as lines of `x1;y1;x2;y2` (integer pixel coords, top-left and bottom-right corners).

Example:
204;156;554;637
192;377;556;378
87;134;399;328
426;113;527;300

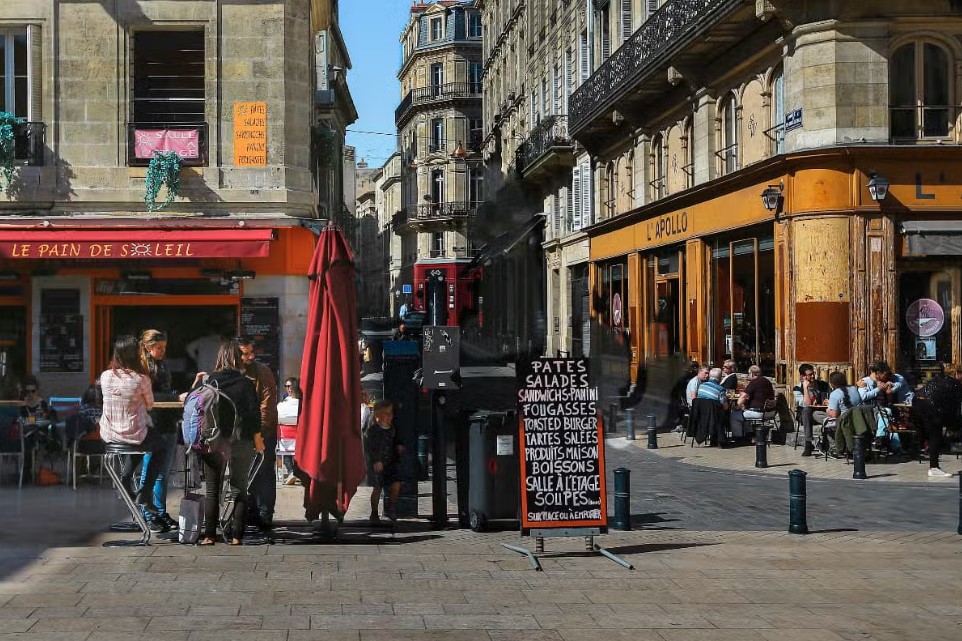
161;513;179;531
148;517;170;533
369;511;380;524
928;467;955;478
134;490;159;516
672;426;685;434
284;475;298;486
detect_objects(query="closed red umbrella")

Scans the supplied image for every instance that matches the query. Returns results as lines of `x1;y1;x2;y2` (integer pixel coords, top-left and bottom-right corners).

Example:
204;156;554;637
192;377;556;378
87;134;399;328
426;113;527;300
295;225;364;521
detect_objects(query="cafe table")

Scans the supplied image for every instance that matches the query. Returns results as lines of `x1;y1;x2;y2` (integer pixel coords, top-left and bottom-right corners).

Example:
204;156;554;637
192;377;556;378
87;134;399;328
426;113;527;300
153;401;184;409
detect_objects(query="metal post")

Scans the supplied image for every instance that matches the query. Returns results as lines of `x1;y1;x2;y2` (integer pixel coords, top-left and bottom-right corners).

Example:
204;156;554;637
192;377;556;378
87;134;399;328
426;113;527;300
624;407;635;441
788;469;808;535
645;413;658;449
852;434;867;480
612;467;631;530
754;425;768;468
607;402;618;434
417;434;430;481
431;391;448;528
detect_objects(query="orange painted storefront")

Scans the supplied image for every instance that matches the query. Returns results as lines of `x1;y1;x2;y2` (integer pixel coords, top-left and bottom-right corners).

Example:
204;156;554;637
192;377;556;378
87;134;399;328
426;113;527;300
588;147;962;387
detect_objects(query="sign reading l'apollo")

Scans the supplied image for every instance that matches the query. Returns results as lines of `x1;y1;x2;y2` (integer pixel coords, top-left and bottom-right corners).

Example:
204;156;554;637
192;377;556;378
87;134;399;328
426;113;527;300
646;211;689;242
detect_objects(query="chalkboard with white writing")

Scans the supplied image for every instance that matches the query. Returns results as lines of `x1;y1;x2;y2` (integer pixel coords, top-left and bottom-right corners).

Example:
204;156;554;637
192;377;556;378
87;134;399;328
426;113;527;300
517;357;607;532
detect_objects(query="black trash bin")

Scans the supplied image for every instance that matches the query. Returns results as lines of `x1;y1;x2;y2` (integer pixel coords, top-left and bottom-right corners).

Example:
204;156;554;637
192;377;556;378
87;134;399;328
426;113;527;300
465;410;520;532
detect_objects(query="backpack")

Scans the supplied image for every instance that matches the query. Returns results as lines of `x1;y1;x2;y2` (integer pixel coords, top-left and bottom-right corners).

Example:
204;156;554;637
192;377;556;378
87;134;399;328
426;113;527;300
182;380;240;457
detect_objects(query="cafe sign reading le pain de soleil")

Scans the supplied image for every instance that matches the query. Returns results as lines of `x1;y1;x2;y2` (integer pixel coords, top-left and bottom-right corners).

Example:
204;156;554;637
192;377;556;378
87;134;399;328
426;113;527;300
0;230;274;260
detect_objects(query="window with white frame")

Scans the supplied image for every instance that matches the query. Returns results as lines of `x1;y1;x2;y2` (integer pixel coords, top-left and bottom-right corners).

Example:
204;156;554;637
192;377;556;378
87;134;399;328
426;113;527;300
650;135;665;200
468;12;482;38
431;168;445;203
769;68;785;155
430;63;444;93
469;167;484;203
0;28;29;118
430;17;443;41
719;93;739;174
890;40;952;141
469;62;483;93
431;231;446;256
430;118;445;152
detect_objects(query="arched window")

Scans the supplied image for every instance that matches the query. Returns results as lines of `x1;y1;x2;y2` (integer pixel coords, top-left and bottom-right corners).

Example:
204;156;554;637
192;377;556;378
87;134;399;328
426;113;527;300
604;161;616;218
891;41;952;141
770;67;785;154
650;135;665;200
718;93;739;174
624;150;634;207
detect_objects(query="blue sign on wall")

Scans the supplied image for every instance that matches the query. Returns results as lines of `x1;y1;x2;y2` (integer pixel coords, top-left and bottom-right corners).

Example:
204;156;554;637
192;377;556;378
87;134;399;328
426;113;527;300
785;108;803;132
402;284;413;294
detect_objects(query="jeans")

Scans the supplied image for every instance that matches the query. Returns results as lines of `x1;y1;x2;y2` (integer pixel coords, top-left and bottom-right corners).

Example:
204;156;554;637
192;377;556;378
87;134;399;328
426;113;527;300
201;440;255;540
116;430;167;501
799;406;828;445
140;431;177;516
873;407;902;453
248;435;277;526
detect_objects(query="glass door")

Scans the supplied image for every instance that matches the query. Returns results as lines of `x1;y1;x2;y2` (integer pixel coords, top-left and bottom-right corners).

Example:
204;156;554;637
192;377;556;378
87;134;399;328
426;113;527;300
898;268;956;381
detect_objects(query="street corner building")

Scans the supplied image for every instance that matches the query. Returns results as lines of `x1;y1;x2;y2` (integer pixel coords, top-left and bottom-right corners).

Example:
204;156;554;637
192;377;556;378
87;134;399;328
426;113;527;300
0;0;356;396
540;0;962;391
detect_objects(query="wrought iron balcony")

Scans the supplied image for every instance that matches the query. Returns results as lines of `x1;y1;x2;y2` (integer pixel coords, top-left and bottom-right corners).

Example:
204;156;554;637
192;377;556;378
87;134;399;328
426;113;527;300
127;122;209;167
13;122;46;166
408;200;479;221
395;82;482;126
516;116;574;178
569;0;746;137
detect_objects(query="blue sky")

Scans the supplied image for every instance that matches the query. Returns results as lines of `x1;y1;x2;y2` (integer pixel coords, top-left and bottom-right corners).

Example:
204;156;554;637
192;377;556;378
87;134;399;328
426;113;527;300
342;0;412;168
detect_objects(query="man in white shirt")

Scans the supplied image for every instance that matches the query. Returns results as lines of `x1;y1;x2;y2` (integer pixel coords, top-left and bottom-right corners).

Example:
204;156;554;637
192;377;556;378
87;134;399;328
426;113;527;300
686;366;710;407
185;333;222;374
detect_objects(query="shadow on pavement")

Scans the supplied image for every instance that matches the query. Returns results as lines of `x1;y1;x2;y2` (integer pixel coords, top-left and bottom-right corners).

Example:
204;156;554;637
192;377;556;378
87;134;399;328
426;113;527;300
603;542;719;555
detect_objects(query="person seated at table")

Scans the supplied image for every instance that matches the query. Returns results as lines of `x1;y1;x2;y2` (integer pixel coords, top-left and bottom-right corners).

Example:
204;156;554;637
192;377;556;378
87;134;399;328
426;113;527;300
793;364;830;457
857;361;907;453
690;368;728;445
19;376;58;425
277;377;301;485
730;365;774;440
720;360;738;391
687;366;710;407
825;371;864;457
696;368;729;408
66;384;103;444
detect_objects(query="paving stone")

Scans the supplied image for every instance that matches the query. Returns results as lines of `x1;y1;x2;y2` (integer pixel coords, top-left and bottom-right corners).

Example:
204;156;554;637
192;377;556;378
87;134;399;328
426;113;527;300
421;614;541;630
145;616;263;631
559;631;664;641
309;615;425;629
30;616;149;632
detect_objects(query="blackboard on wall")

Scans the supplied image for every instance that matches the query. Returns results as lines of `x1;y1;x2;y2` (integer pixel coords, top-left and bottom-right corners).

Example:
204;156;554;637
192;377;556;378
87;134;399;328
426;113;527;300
517;357;607;533
39;289;83;373
240;297;280;381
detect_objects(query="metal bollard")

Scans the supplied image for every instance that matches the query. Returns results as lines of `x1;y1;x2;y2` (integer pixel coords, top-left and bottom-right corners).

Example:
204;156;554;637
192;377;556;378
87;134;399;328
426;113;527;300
957;475;961;536
788;469;809;535
624;407;635;441
608;402;618;434
646;413;658;449
612;467;631;530
417;434;430;481
852;434;867;480
754;425;768;468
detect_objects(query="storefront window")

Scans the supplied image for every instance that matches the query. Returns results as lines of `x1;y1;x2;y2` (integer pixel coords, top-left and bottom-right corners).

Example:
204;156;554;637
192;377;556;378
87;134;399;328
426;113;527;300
650;248;683;357
596;258;628;331
712;230;775;376
898;269;953;379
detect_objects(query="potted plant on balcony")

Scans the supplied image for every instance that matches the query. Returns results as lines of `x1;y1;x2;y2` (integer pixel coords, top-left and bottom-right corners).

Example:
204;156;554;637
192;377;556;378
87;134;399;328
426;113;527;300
144;150;182;212
0;111;21;194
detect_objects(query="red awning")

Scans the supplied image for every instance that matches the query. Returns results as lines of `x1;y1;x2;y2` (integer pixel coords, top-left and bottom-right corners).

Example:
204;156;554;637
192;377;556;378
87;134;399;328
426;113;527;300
0;229;274;259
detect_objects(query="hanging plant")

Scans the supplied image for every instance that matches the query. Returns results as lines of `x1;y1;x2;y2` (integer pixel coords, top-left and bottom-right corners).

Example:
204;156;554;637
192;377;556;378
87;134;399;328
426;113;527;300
144;150;182;212
0;111;21;194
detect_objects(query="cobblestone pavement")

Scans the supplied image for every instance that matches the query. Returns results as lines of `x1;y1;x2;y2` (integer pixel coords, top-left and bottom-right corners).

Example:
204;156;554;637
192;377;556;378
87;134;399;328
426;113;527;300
604;438;961;532
630;429;962;483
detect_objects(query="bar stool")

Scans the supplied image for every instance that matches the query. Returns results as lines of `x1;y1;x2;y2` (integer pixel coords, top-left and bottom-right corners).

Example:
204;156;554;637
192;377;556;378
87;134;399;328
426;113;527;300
102;443;152;547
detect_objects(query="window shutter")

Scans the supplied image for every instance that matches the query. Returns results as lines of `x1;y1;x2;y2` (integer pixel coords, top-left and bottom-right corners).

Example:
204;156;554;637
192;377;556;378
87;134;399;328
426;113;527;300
553;62;562;116
580;30;589;82
581;159;592;227
564;48;573;113
27;24;42;121
646;0;660;20
553;194;561;238
572;167;582;231
565;181;574;233
621;0;632;42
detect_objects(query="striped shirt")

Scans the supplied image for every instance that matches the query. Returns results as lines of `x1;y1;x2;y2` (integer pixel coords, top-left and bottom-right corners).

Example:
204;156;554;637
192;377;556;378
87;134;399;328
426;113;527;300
696;380;727;405
99;369;154;445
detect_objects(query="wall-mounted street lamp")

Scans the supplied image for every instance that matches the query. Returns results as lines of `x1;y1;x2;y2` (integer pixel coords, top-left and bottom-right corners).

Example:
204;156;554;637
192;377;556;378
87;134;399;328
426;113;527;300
761;183;784;212
867;172;890;202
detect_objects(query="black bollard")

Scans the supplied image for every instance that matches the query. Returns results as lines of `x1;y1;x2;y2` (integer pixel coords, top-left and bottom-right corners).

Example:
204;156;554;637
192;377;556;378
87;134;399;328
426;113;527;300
612;467;631;530
608;402;618;434
646;413;658;449
957;475;961;536
852;434;867;480
754;425;768;468
431;392;448;528
788;469;809;534
417;434;430;481
624;407;635;441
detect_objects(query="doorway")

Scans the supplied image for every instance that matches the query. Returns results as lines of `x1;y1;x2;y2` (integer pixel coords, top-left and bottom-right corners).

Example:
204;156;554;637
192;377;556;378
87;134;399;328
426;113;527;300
100;304;237;392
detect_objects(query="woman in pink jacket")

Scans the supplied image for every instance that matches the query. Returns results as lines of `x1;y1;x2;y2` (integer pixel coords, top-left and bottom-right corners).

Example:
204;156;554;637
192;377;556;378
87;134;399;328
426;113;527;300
99;335;164;515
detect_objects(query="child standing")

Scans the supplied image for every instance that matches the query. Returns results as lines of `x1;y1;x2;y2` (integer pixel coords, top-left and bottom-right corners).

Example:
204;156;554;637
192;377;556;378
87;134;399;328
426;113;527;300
365;399;403;522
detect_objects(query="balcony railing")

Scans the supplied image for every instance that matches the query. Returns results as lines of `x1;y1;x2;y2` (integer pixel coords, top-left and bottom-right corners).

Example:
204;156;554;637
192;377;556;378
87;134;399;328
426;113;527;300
516;115;572;176
395;82;482;124
569;0;742;135
13;122;46;166
408;201;479;221
127;122;209;167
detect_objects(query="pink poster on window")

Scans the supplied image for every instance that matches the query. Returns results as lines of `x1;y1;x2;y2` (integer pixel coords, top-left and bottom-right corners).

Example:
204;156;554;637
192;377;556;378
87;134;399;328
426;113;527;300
134;129;200;160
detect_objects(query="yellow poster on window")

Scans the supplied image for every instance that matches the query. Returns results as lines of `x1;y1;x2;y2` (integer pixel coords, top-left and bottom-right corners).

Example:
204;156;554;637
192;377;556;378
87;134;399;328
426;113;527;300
233;102;267;166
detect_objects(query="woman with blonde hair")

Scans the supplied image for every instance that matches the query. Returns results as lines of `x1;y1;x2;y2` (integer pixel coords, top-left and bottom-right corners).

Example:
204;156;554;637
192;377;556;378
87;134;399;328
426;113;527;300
137;329;182;533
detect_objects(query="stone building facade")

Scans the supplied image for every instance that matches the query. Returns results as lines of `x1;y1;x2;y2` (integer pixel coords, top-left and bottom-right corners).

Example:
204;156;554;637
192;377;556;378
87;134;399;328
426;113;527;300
0;0;355;396
394;0;484;327
573;0;962;389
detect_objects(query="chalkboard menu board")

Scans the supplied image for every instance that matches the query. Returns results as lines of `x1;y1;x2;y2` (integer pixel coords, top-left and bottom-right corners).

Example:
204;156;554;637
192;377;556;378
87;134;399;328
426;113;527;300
39;289;84;373
240;297;280;380
517;357;607;532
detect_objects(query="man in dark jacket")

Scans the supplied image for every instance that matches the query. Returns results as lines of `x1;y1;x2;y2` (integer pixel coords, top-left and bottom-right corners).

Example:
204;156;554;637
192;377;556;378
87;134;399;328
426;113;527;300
236;337;279;529
913;367;962;478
